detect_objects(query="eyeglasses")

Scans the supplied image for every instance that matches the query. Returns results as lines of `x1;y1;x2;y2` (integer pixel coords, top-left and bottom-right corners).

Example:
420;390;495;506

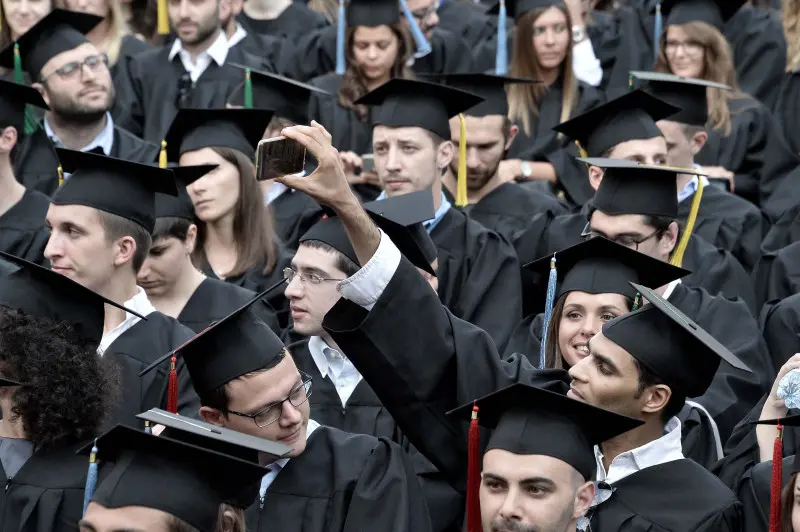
283;267;346;286
581;224;662;251
664;40;704;56
40;53;109;82
226;371;313;428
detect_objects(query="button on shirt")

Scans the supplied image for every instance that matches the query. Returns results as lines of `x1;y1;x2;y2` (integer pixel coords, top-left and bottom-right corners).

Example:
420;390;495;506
308;336;362;407
168;30;229;83
98;287;158;355
45;112;116;156
259;419;320;498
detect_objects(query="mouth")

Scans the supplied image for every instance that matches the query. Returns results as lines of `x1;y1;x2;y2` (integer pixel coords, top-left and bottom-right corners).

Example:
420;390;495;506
385;180;409;189
279;426;302;443
572;344;590;356
50;266;72;276
567;385;584;401
290;306;308;319
138;281;162;290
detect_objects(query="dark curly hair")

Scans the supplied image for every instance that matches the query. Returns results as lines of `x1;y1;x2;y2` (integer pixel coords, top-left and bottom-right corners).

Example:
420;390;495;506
0;307;120;451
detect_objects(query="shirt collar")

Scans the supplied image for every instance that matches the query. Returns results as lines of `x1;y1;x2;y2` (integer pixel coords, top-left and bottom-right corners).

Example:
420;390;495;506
168;30;229;66
228;22;248;48
45;112;115;156
661;278;682;300
308;336;348;378
260;418;320;496
125;286;158;318
375;190;451;233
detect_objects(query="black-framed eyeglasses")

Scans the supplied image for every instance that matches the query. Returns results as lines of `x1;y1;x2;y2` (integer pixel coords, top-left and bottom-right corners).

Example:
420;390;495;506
226;371;313;428
580;224;662;251
283;267;346;286
40;53;109;82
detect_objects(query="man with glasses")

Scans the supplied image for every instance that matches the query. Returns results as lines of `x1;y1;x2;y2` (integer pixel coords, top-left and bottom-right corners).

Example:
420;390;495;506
0;10;159;196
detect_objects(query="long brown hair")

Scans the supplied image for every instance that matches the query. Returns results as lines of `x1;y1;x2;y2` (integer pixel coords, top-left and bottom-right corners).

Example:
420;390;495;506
338;22;413;122
507;6;578;136
192;147;278;278
781;471;798;532
785;0;800;71
655;21;740;136
54;0;132;65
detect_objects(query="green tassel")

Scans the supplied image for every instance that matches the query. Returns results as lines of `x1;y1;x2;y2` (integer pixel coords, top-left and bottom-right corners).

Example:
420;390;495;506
632;292;641;311
628;73;634;91
14;43;38;135
244;69;253;109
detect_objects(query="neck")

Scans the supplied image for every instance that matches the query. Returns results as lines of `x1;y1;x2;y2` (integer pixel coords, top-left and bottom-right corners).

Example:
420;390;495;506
675;170;695;192
244;0;291;19
540;66;560;88
182;27;221;60
225;18;238;39
100;275;139;334
86;18;113;52
47;111;108;151
431;181;443;210
599;418;664;471
0;416;26;439
364;74;390;92
148;263;206;317
0;162;26;217
205;214;237;250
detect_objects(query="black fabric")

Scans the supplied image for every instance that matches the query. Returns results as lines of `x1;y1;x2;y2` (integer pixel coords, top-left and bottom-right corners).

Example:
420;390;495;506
0;80;48;132
428;73;538;117
632;70;730;126
346;0;399;26
761;293;800;377
109;35;152;125
737;456;792;532
164;108;273;162
308;74;373;155
270;190;324;251
237;2;328;41
0;189;50;266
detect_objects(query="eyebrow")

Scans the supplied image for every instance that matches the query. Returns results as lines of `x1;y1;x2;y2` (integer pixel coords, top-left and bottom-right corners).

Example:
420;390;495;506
294;265;332;278
592;351;619;374
598;305;624;313
519;477;557;488
78;521;145;532
590;228;643;240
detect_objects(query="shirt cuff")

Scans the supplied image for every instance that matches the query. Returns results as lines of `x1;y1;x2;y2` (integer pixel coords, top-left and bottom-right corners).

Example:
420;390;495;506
571;38;603;87
337;229;401;311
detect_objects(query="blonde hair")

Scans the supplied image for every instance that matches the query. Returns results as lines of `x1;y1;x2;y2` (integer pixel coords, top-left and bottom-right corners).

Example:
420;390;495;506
53;0;132;65
507;6;578;136
655;21;739;136
784;0;800;70
308;0;338;23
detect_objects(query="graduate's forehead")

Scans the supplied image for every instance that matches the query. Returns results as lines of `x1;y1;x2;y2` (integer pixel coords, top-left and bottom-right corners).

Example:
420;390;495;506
605;136;667;162
227;353;302;407
80;501;175;532
294;243;344;275
482;448;578;485
588;332;638;376
46;203;103;230
372;125;436;147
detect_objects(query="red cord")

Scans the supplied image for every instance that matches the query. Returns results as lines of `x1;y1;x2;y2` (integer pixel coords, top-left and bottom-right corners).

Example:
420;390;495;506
167;356;178;414
769;423;783;532
466;403;481;532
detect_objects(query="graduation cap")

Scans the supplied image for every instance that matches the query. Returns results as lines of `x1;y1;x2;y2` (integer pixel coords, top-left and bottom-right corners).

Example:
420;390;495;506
661;0;745;30
0;251;146;344
552;90;680;157
53;148;178;234
420;73;540;117
161;108;275;164
751;413;800;531
0;79;48;132
79;422;289;532
447;383;642;530
0;9;102;79
602;283;751;398
155;164;218;221
300;189;438;276
630;71;730;127
0;375;22;387
227;63;332;124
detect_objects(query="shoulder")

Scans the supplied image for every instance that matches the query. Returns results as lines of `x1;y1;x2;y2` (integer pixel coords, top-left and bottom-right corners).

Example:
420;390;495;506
120;34;153;58
308;425;384;457
129;45;169;67
310;72;343;92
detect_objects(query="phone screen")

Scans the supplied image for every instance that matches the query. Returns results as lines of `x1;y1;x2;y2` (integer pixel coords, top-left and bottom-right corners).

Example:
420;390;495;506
255;136;307;181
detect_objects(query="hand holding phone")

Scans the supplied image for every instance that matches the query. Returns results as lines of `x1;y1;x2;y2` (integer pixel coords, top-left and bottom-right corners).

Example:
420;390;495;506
255;136;307;181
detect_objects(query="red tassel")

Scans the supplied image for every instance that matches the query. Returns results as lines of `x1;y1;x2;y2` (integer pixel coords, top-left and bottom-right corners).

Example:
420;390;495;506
466;402;481;532
167;356;178;414
769;423;783;532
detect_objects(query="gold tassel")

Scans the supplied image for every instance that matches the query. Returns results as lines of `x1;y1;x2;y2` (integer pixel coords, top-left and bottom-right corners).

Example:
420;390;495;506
669;177;704;268
159;140;167;168
157;0;169;35
57;165;64;187
456;113;468;207
575;140;588;159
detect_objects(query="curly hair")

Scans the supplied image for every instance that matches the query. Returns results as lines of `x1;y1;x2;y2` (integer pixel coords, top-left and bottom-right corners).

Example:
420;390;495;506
0;307;120;452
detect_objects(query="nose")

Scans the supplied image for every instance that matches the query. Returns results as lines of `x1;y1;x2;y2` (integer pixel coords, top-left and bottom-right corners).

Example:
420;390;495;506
366;45;378;60
497;488;523;523
466;146;481;170
137;260;153;283
385;145;402;172
283;274;304;299
43;232;63;263
74;0;89;10
178;0;191;18
545;28;556;45
580;316;600;338
278;399;302;427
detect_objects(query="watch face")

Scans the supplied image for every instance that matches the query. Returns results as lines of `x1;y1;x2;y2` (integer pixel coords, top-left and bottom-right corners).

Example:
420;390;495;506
572;26;586;42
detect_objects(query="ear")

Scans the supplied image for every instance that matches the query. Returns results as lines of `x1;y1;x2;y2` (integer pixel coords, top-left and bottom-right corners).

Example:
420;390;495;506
640;383;672;416
221;509;238;532
437;140;454;172
199;406;226;426
658;220;679;258
505;124;519;150
573;480;595;519
113;235;138;268
588;165;603;191
0;126;18;153
185;224;199;254
690;130;708;156
32;83;50;108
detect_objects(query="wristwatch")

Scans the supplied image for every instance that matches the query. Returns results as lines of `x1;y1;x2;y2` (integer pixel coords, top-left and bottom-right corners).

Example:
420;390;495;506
572;25;587;44
520;161;533;180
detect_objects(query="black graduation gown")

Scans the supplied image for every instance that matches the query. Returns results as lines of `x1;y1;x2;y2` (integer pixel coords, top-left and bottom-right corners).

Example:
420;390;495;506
176;277;279;334
588;460;742;531
0;441;102;532
270;189;324;251
772;69;800;157
229;31;297;78
109;35;152;125
117;44;272;142
237;2;328;42
289;337;463;532
679;182;766;272
695;96;800;206
761;164;800;224
102;312;200;428
245;425;433;532
737;456;792;532
0;189;50;265
430;208;523;349
760;292;800;372
435;0;496;48
307;74;373;156
751;239;800;308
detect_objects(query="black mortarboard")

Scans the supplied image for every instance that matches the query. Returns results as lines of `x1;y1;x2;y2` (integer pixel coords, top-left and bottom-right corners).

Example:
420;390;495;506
0;251;146;344
487;0;566;18
300;189;437;275
355;78;484;139
447;383;642;480
0;376;21;387
603;283;752;398
630;71;730;127
525;237;689;300
0;80;48;131
662;0;745;30
0;9;102;78
347;0;400;26
53;148;177;233
162;108;275;162
420;73;539;117
81;423;289;532
227;64;331;124
155;164;218;221
579;157;701;219
138;287;286;395
552;90;680;156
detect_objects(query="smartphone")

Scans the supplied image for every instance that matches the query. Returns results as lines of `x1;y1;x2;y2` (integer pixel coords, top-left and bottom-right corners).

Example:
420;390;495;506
255;136;306;181
708;177;732;193
361;153;375;173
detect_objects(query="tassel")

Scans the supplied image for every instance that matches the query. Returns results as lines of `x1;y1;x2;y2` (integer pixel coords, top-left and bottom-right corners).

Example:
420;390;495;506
669;177;704;268
456;114;468;207
14;43;37;135
335;0;346;75
82;439;99;516
539;255;558;369
399;0;432;59
157;0;169;35
144;420;152;434
575;140;588;159
57;165;64;187
769;423;783;532
466;403;482;532
653;2;662;62
495;0;508;75
628;72;634;91
632;292;641;311
244;69;253;109
167;356;178;414
159;140;167;168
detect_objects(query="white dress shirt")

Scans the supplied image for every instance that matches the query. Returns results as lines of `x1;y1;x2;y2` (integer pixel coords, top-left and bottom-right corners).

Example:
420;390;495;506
227;22;248;48
572;38;603;87
98;287;158;355
258;419;320;501
45;112;116;155
265;181;289;205
168;30;229;83
308;336;362;407
337;230;401;311
661;278;681;300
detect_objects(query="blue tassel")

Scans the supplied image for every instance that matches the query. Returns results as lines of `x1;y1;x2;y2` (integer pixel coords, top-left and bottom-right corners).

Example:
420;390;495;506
82;439;99;516
539;255;558;369
335;0;346;75
495;0;508;75
144;420;152;434
399;0;432;59
653;2;662;62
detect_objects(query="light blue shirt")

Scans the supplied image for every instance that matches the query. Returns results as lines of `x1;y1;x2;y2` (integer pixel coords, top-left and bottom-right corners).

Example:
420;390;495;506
45;112;115;156
376;190;451;233
677;166;710;203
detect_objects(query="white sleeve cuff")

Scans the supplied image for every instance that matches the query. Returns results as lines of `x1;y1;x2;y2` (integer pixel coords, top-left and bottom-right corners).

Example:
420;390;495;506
571;38;603;87
337;229;402;311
